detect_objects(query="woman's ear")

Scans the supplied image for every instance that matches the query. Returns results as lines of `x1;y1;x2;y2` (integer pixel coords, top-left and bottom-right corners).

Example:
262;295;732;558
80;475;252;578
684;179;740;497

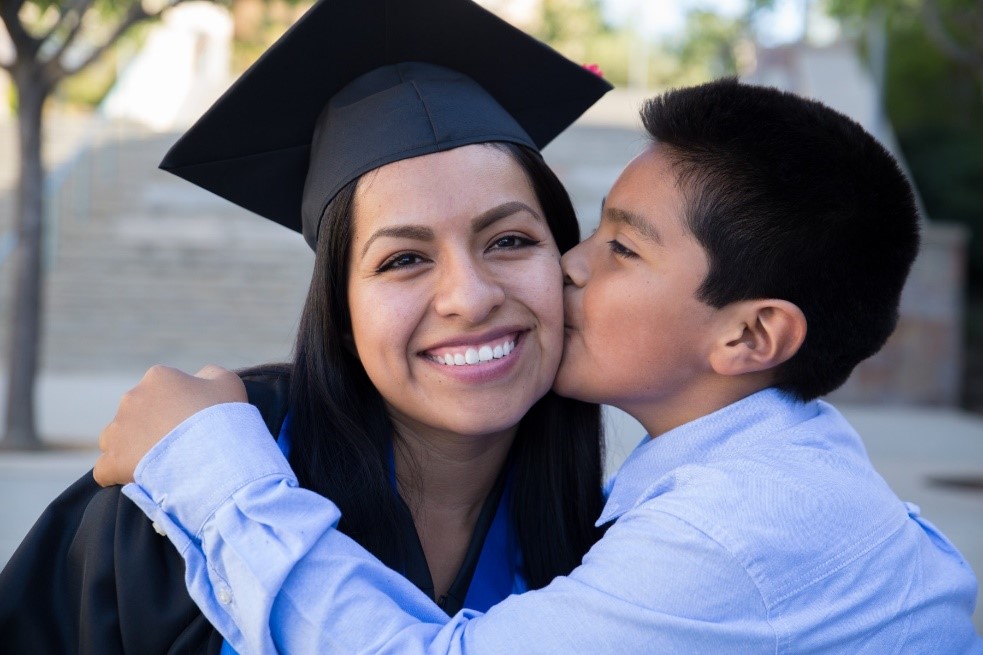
708;299;806;377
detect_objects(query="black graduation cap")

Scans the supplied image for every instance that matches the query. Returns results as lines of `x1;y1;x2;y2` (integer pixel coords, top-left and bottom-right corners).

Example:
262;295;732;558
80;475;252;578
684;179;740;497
159;0;612;248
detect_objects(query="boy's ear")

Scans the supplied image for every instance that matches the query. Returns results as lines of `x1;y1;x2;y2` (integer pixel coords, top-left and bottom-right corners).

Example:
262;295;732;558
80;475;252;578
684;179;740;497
708;299;806;377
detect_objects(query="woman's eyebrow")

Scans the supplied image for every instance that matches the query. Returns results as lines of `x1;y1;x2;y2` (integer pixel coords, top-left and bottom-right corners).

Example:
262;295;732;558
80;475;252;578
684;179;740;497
472;201;544;233
361;225;434;257
360;201;543;258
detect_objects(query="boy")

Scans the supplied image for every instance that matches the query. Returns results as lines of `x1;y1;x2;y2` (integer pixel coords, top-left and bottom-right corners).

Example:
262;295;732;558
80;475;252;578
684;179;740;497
96;79;982;652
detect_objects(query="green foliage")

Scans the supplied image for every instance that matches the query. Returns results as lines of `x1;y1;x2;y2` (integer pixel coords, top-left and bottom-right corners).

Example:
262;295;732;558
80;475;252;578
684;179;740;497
901;126;983;283
883;19;982;130
48;20;151;108
536;1;750;89
810;0;983;290
537;0;609;44
866;7;983;288
533;0;620;78
54;48;119;108
827;0;982;77
542;30;632;87
231;1;307;75
660;10;749;86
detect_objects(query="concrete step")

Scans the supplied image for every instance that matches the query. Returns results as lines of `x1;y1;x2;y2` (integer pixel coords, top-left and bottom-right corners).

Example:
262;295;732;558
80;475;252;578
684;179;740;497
0;120;316;374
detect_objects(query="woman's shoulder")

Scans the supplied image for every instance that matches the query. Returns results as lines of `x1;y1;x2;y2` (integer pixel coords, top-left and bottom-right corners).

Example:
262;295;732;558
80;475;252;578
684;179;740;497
0;473;223;653
238;363;292;439
0;364;292;654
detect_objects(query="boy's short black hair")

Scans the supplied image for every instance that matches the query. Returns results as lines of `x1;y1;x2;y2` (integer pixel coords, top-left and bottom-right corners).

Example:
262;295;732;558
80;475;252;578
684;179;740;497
642;78;920;401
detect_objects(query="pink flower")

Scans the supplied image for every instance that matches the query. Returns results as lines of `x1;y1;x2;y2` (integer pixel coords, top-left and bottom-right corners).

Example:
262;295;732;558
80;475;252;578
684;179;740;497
582;63;604;78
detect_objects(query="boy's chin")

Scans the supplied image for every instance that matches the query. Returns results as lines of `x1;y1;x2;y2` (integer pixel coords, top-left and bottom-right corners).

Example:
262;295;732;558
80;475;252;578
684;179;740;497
551;365;592;402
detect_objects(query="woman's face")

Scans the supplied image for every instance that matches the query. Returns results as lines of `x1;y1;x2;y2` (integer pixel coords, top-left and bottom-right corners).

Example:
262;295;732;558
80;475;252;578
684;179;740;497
347;144;563;440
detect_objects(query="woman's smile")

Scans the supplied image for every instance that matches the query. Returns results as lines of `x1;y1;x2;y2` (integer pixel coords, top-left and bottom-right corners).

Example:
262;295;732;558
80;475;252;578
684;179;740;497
424;330;521;366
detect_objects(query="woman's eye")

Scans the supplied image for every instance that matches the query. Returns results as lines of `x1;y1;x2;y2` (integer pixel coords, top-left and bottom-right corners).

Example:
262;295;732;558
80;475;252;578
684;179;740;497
490;234;539;251
377;252;425;272
607;239;638;259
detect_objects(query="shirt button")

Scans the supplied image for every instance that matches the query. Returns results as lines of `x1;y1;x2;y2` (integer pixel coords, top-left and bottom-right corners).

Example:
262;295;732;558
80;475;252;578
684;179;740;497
217;586;233;605
151;521;166;536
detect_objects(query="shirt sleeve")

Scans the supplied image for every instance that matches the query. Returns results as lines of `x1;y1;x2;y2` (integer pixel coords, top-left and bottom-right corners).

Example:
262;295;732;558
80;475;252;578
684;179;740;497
124;403;774;655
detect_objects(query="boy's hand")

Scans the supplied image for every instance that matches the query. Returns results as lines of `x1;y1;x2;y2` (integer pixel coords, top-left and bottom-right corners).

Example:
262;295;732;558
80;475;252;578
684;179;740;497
93;364;246;487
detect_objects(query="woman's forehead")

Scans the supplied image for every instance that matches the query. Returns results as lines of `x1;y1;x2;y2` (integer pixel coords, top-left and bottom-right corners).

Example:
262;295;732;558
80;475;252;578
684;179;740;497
352;145;537;230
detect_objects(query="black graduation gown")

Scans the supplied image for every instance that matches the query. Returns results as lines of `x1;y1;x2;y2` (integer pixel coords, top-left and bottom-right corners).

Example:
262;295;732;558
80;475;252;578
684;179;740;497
0;367;510;653
0;369;290;655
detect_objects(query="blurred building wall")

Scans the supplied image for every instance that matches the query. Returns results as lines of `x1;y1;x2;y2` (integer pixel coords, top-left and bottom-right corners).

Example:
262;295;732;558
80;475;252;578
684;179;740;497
100;2;232;131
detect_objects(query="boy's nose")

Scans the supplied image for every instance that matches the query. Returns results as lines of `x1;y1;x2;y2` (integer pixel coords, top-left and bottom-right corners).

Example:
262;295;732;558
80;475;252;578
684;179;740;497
561;242;589;288
432;258;506;323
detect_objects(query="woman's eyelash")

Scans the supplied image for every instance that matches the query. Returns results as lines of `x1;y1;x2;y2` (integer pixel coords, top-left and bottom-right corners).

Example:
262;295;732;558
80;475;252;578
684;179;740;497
490;234;540;250
376;252;425;272
376;235;539;272
607;239;638;259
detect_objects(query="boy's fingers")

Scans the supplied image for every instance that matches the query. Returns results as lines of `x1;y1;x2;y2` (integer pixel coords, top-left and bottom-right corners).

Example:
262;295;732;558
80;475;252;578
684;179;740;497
194;363;231;380
93;363;247;490
93;448;128;487
194;364;247;403
92;454;111;487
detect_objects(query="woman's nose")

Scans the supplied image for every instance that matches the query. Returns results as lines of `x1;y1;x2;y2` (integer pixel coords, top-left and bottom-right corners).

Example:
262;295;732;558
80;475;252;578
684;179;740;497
432;256;506;323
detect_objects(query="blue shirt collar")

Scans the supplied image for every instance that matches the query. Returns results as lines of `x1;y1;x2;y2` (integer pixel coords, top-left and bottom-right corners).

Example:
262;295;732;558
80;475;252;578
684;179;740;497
597;388;820;525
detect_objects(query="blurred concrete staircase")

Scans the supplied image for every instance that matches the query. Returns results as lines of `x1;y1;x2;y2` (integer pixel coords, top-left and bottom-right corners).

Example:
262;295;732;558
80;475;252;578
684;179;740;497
0;120;313;375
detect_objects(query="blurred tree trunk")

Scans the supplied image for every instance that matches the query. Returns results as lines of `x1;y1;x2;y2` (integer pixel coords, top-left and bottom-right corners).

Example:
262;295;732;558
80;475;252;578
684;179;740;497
0;0;211;449
2;57;49;450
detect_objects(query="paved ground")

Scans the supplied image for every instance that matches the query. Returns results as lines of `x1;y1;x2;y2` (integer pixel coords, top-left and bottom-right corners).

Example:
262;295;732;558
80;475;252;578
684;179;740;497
0;91;981;632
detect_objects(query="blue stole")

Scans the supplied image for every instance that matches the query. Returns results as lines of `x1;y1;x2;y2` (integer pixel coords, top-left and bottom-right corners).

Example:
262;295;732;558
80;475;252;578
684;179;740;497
221;416;522;654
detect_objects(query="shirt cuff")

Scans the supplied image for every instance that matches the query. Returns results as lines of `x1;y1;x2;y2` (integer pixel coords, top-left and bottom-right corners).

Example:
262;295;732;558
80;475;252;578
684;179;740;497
133;402;297;539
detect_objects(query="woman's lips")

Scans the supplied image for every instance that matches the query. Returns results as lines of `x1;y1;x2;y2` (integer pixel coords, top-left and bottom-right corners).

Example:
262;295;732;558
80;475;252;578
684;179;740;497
424;332;520;366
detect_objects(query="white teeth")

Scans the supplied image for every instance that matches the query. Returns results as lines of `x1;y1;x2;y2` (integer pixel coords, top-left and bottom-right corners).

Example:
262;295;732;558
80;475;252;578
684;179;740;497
431;338;517;366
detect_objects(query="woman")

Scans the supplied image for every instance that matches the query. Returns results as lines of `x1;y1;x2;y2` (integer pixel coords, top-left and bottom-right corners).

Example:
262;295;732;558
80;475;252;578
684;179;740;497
0;0;611;651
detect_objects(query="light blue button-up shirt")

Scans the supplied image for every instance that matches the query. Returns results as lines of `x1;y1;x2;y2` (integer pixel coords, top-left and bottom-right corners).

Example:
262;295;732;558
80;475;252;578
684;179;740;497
124;388;983;654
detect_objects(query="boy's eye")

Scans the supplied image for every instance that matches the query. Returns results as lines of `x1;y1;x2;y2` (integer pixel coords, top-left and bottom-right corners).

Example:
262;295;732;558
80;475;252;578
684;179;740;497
489;234;540;251
607;239;638;259
377;252;425;272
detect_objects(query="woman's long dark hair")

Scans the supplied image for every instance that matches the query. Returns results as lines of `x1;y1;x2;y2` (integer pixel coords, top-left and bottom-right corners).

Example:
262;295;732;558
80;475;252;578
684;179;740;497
286;142;605;589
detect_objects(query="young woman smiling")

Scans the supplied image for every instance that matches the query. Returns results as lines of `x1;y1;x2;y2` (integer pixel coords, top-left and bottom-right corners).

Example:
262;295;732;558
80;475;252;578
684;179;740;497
282;138;603;606
0;1;613;652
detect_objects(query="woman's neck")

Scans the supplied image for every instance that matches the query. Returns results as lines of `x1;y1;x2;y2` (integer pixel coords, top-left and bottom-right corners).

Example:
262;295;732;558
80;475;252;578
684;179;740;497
391;418;515;521
389;416;517;600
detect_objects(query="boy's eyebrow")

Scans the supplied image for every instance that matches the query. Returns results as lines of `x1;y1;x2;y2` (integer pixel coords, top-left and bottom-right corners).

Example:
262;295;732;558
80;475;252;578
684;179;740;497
360;201;543;257
604;206;663;245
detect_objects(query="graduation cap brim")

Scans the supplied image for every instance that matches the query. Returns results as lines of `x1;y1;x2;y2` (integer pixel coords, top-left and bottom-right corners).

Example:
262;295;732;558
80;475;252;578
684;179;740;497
159;0;612;239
